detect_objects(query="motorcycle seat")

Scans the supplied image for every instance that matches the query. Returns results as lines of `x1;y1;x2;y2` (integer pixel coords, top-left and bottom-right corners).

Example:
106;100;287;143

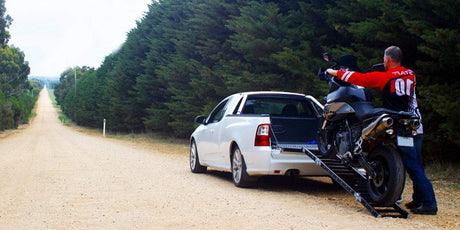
352;102;414;120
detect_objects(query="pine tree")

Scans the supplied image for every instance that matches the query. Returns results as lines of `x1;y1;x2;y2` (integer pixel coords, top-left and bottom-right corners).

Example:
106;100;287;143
53;0;459;161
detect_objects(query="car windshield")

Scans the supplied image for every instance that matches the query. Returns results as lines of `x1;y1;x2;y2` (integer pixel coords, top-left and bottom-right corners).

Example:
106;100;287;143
242;96;314;117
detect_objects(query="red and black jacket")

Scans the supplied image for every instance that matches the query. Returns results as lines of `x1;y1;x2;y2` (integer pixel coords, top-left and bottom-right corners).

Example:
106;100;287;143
336;66;415;112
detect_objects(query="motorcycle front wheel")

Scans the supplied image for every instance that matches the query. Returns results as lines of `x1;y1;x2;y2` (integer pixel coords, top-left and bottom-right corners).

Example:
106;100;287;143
317;128;336;158
367;145;406;206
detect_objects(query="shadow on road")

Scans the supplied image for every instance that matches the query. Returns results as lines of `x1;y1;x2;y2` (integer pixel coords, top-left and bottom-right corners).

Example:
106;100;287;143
205;170;346;196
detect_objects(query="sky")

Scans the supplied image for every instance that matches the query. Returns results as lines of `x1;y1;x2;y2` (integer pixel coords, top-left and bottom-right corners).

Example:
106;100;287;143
5;0;152;77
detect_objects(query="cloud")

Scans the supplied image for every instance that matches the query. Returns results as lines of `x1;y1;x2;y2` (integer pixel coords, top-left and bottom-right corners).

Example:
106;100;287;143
5;0;151;77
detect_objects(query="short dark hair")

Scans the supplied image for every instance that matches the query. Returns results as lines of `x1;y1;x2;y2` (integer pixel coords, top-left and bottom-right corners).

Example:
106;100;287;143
385;46;402;63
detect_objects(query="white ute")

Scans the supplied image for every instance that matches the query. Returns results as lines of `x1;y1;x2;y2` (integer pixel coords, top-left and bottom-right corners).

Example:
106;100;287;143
190;91;328;187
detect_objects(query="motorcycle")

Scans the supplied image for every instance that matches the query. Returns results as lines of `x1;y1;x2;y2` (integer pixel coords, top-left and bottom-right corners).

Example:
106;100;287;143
317;53;420;206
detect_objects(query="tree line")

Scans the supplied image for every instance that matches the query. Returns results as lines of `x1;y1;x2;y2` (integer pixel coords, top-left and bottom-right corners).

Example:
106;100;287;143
0;1;39;131
54;0;459;162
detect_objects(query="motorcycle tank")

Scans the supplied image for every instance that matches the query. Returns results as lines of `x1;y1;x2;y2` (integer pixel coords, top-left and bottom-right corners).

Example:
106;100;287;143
326;85;368;104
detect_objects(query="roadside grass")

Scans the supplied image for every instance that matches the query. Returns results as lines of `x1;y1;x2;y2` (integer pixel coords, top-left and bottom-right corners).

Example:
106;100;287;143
47;93;189;155
48;89;58;107
28;111;37;123
110;131;188;145
76;127;189;156
48;89;75;126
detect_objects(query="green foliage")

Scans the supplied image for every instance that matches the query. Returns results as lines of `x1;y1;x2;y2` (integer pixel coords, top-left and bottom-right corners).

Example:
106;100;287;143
53;66;100;127
28;79;43;96
55;0;459;162
0;0;12;46
0;89;37;131
419;83;460;162
0;1;36;131
0;46;30;96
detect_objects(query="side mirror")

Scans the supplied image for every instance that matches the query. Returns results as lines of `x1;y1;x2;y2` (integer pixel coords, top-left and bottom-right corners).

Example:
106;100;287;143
371;63;385;72
194;115;207;125
323;53;332;62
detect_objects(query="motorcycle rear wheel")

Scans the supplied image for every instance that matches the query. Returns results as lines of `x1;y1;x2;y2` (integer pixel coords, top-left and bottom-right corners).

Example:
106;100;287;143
367;145;405;206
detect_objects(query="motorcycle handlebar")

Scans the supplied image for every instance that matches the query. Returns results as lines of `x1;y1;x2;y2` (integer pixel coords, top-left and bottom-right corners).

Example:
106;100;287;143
318;68;331;81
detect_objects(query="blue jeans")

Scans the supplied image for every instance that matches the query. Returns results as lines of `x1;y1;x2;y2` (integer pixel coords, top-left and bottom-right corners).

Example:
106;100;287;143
399;135;437;207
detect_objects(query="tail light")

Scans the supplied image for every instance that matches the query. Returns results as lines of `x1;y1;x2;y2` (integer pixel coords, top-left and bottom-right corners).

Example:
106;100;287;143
255;124;270;146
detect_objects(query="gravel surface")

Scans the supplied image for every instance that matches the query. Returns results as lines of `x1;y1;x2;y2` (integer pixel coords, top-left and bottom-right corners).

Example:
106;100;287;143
0;88;457;229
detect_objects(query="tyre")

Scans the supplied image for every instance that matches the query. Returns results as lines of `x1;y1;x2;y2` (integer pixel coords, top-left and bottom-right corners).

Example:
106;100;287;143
231;145;255;188
318;128;336;158
190;140;207;173
367;145;405;206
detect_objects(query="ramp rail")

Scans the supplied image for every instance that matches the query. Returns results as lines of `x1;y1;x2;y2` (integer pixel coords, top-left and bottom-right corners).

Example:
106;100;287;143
302;147;409;218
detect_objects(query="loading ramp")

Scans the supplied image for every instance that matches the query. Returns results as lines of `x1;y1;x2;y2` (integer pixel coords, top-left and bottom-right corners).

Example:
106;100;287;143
302;147;409;218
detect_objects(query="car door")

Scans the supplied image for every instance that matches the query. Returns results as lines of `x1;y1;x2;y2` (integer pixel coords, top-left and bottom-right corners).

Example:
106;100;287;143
199;98;231;164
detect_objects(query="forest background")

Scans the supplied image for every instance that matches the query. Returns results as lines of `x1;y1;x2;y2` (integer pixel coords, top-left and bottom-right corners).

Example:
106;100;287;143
23;0;460;163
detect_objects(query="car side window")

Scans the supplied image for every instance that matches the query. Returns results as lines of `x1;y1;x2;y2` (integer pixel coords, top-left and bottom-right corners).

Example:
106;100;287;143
207;99;230;124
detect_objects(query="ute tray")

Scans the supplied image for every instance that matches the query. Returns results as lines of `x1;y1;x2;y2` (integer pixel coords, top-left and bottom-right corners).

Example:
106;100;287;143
302;147;409;218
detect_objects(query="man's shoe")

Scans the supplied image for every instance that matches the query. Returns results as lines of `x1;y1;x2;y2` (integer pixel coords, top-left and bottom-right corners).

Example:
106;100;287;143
405;201;421;209
411;205;438;215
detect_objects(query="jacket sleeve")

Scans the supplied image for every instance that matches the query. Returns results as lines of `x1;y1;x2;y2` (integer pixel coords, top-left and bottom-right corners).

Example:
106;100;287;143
337;70;387;90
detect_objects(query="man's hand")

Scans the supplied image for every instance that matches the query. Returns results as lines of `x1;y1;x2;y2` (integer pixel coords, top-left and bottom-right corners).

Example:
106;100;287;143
326;69;338;76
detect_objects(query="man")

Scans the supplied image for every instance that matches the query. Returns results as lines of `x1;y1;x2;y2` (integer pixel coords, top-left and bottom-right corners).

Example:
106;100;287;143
326;46;437;215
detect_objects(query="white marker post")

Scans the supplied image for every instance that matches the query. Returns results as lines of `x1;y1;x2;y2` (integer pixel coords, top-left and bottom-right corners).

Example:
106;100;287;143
103;119;106;137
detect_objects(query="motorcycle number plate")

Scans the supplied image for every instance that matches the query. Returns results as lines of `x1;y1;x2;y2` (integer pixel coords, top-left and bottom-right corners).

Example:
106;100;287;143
397;136;414;147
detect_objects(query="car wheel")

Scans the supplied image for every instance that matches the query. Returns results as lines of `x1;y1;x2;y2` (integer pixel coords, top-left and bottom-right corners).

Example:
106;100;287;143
190;140;207;173
231;145;255;187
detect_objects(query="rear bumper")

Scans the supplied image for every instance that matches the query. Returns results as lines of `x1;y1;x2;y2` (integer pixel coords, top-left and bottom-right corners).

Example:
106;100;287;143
245;147;327;176
268;155;326;176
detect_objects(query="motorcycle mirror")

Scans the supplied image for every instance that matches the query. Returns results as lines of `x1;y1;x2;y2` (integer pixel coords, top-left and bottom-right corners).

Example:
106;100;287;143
371;63;385;72
323;53;332;62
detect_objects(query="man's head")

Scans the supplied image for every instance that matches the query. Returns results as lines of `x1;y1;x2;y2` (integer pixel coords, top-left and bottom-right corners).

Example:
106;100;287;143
383;46;402;70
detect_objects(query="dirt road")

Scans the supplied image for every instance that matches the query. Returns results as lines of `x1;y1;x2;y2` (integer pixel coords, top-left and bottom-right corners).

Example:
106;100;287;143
0;88;457;229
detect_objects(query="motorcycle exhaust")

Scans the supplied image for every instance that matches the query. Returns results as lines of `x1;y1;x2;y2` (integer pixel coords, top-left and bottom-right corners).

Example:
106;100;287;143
411;119;420;130
362;114;393;140
400;118;420;130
